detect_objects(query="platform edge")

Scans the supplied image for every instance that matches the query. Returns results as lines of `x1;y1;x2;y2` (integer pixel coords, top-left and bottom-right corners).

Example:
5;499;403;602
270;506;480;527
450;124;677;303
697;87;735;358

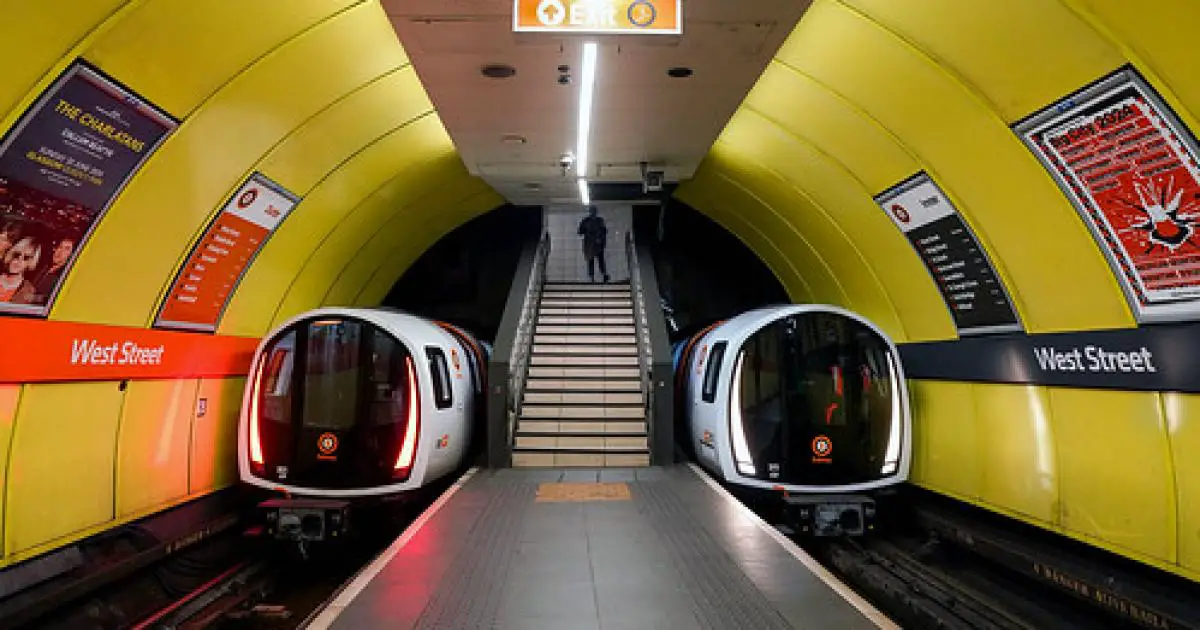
300;466;481;630
684;463;901;630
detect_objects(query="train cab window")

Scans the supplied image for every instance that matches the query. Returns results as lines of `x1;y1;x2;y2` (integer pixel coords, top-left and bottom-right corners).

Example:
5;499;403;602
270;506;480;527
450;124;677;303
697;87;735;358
426;347;453;409
302;320;362;430
259;330;297;427
701;342;727;403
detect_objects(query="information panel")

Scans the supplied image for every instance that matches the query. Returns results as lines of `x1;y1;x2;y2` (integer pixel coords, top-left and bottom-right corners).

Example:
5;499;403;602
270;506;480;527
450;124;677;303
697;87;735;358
0;60;177;316
1015;66;1200;322
155;173;298;332
514;0;681;34
876;173;1022;335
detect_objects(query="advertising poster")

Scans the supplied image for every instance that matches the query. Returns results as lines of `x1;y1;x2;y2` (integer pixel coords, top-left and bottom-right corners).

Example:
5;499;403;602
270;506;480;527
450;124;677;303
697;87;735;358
155;173;298;332
876;172;1022;335
0;60;177;316
1015;66;1200;322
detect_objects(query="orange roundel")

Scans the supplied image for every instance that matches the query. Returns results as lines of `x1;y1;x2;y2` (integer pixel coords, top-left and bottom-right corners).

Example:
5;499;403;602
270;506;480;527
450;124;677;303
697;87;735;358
318;432;339;455
811;435;833;458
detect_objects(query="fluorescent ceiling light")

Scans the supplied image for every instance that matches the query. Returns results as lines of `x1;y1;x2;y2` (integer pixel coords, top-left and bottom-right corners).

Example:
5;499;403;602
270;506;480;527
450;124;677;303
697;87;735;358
578;178;590;205
576;41;598;180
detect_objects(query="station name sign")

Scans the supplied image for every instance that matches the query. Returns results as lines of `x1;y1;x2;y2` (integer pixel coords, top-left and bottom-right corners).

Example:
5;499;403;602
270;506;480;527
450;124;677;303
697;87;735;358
513;0;681;34
898;322;1200;392
0;318;258;383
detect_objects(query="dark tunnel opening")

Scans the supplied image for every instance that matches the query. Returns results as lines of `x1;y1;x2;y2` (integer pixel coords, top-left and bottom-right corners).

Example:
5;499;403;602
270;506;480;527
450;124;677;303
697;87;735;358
382;204;542;342
634;199;789;343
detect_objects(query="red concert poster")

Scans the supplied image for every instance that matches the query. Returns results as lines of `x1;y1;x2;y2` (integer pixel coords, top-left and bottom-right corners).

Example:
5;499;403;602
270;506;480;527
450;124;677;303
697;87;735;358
155;173;297;332
1017;67;1200;321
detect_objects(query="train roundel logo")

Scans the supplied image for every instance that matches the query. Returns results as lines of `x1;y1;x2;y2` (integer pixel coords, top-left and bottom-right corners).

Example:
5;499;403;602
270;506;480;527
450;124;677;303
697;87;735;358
811;435;832;458
890;203;911;224
628;0;657;27
237;187;259;209
317;432;339;455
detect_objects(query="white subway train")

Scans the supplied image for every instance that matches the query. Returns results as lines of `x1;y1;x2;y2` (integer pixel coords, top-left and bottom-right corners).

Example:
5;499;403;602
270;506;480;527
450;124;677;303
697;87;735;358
673;304;912;536
236;307;489;546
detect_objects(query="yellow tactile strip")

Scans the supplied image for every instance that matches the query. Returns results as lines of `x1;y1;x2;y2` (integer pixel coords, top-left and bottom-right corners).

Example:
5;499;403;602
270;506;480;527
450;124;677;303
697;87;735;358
535;481;632;502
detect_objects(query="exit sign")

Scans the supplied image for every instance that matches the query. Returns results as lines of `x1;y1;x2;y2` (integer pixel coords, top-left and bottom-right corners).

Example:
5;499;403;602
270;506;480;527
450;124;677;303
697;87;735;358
513;0;682;35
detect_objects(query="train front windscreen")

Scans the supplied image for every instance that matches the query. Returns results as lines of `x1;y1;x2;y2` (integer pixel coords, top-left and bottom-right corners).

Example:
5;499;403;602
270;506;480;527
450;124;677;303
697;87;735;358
248;317;436;489
729;312;903;486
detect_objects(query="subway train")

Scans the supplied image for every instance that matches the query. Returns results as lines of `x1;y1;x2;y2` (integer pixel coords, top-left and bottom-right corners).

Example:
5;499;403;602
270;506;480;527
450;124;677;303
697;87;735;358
673;304;912;537
236;307;489;549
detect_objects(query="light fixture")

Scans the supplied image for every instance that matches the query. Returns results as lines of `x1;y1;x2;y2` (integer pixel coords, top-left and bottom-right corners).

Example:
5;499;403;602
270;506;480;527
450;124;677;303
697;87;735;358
480;63;516;79
578;178;590;205
576;41;598;203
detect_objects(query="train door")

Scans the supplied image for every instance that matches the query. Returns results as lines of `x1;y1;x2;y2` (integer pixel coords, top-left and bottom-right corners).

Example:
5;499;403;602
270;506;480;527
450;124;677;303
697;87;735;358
731;313;898;486
778;313;896;485
252;318;419;489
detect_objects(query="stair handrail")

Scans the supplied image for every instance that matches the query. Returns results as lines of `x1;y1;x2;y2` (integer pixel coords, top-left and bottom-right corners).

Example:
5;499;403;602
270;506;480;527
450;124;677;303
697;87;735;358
626;229;676;465
487;229;551;467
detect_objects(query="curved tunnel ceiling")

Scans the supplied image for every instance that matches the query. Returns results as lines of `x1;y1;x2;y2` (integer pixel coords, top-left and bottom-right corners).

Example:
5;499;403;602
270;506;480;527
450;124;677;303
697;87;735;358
2;0;503;338
3;0;1200;588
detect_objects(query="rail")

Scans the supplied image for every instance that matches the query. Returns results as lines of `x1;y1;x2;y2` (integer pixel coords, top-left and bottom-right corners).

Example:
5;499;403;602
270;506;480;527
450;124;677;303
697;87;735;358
625;230;675;464
486;230;551;467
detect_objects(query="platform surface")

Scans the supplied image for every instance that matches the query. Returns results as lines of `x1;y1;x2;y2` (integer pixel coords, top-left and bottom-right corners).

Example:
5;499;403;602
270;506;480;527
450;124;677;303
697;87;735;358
315;465;891;629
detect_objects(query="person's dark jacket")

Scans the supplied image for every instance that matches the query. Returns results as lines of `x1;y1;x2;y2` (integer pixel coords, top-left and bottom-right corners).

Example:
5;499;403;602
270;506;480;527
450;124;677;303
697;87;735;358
578;215;606;250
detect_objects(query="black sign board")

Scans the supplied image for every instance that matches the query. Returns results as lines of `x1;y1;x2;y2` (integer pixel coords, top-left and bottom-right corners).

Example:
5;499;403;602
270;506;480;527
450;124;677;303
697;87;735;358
876;172;1021;335
899;321;1200;393
0;59;178;315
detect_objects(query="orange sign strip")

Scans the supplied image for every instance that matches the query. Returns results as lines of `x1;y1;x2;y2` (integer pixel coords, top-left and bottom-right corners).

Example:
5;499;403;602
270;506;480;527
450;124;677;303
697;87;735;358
0;318;260;383
514;0;681;34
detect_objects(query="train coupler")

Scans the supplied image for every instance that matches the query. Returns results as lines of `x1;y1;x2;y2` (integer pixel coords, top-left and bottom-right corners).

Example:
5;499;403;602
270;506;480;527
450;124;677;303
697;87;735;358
258;498;350;546
782;494;876;537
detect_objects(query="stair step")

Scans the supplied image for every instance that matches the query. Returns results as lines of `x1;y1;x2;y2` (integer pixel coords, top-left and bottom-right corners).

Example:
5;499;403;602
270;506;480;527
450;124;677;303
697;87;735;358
528;366;641;379
525;379;641;392
540;301;632;309
517;420;647;434
523;391;644;405
549;282;633;290
532;344;637;355
542;290;631;298
533;335;637;346
539;309;633;317
530;355;640;367
521;405;645;419
514;435;649;450
512;451;650;468
535;325;636;335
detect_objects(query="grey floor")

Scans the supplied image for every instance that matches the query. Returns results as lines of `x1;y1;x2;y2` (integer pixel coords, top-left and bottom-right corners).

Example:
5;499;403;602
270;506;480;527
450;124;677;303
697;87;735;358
544;204;632;284
326;466;883;629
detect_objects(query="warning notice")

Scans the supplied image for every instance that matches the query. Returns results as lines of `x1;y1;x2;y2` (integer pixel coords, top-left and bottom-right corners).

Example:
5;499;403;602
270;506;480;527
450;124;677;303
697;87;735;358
1016;66;1200;321
155;173;297;332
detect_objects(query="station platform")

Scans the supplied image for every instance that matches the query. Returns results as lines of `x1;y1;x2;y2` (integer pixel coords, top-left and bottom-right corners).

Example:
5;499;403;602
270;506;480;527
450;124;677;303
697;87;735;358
307;465;895;629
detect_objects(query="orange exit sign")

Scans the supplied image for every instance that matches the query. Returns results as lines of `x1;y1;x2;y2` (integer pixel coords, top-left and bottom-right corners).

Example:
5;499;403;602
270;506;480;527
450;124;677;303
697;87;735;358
513;0;682;35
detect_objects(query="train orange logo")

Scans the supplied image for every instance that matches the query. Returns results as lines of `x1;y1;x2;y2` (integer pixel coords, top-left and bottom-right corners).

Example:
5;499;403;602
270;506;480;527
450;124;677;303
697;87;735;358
317;432;339;455
811;435;833;460
237;187;259;209
437;434;450;449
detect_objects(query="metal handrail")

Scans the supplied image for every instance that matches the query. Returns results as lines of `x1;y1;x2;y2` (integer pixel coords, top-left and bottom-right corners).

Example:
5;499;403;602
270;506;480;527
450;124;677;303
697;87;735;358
506;231;551;444
487;230;551;467
625;231;654;426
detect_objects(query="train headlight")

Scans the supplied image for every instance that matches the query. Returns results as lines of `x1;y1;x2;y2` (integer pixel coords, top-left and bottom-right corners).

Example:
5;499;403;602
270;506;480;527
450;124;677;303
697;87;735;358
728;352;756;476
248;357;265;466
394;355;421;479
881;352;902;475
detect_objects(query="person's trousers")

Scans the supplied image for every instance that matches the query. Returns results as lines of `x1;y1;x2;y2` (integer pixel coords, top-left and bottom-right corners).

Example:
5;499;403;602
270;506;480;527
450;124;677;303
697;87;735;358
584;245;608;279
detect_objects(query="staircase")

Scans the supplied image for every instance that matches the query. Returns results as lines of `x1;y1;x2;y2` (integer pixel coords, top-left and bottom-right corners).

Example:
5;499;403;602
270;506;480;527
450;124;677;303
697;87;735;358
512;281;651;467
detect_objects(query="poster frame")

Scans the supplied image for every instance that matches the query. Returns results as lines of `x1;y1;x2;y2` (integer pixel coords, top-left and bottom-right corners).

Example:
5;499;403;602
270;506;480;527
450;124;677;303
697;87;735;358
153;171;300;334
1012;64;1200;324
875;171;1024;337
0;57;179;318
